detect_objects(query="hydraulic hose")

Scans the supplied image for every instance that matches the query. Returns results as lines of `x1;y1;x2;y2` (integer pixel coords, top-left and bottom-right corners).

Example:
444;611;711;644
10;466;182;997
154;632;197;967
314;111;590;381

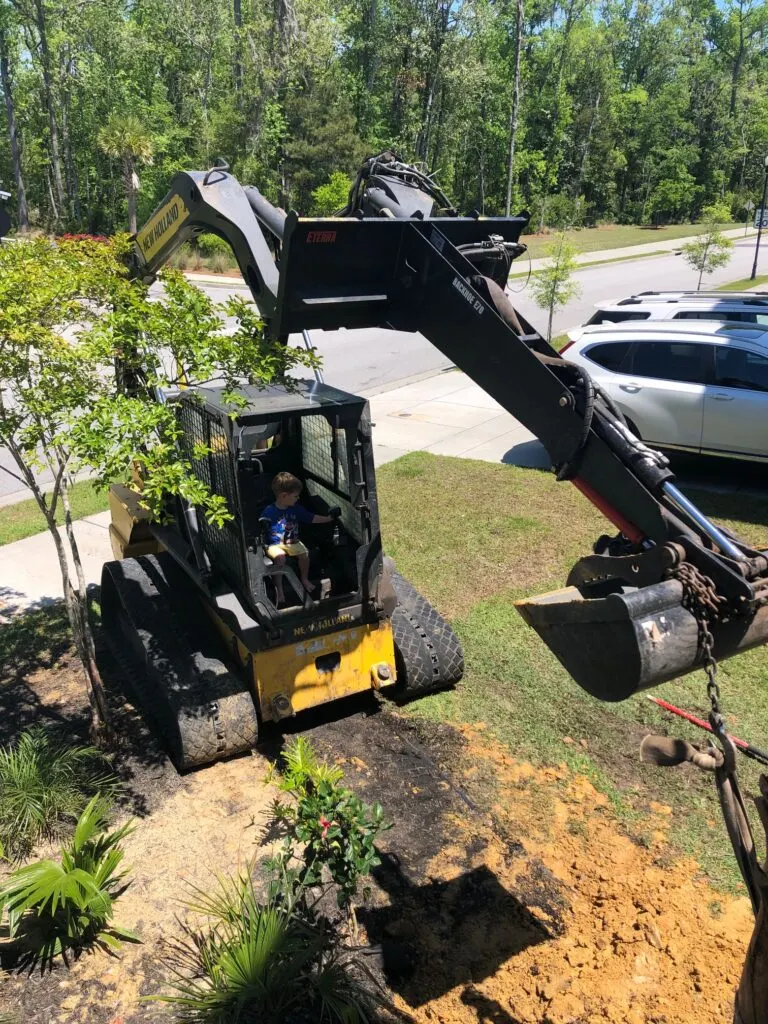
244;186;287;242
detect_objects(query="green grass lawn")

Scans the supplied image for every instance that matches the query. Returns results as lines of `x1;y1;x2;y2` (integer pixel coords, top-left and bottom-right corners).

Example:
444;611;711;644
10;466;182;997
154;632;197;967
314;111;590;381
0;480;109;546
716;273;768;292
522;222;742;262
377;451;768;890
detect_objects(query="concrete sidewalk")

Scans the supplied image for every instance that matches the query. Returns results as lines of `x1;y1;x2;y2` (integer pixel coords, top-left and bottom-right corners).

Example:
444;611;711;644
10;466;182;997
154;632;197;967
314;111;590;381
0;370;547;614
369;369;548;468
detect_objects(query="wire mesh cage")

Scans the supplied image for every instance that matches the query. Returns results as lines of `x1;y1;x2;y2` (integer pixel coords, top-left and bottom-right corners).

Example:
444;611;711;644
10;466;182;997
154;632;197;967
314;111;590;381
301;415;360;541
178;398;248;593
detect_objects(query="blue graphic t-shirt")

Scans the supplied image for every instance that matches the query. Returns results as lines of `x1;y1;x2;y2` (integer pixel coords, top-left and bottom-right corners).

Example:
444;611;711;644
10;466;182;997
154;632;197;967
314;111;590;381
261;502;314;546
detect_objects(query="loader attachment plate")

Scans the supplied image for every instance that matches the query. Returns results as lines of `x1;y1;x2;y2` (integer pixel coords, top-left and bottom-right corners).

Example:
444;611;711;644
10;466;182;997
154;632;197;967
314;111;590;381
516;579;768;702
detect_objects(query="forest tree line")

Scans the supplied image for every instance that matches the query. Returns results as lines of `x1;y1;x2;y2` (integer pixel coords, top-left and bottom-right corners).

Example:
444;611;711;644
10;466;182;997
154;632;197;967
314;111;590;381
1;0;767;235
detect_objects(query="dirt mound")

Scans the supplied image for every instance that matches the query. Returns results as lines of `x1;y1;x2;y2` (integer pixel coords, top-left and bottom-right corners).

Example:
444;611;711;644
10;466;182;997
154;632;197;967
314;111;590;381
379;724;752;1024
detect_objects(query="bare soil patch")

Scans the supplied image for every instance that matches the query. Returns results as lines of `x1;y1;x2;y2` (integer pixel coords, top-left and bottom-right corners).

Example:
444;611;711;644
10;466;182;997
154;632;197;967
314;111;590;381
0;624;755;1024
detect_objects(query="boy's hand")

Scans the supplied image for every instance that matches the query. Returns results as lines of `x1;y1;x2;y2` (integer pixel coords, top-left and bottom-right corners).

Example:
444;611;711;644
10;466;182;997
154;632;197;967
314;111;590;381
328;506;342;519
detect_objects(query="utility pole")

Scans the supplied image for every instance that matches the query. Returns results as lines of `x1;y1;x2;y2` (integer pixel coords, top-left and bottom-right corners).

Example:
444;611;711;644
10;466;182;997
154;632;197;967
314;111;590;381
750;155;768;280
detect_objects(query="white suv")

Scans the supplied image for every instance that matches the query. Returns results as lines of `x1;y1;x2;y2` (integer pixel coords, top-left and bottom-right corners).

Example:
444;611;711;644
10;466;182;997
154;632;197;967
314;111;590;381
568;291;768;344
562;321;768;461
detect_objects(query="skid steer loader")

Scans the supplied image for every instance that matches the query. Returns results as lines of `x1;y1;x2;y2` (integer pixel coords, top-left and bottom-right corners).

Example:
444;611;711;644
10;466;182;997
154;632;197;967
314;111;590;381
103;152;768;1017
102;151;768;768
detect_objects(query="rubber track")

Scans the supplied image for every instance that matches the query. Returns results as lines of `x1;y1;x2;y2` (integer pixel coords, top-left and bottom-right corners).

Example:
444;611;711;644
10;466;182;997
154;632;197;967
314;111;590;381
101;554;258;770
389;570;464;697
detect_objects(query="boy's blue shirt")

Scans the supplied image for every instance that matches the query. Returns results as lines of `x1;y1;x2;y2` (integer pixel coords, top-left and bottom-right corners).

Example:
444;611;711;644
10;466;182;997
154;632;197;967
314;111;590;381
261;502;313;545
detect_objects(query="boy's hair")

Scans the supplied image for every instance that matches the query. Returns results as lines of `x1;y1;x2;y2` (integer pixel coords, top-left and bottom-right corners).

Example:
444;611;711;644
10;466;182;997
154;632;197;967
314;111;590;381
271;471;302;497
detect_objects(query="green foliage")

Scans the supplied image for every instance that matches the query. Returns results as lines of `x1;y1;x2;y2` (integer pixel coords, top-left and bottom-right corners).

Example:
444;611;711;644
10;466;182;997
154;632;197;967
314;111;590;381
311;172;353;215
155;869;376;1023
647;173;698;224
0;796;138;963
76;268;319;523
196;233;232;259
268;737;390;911
97;113;153;164
1;0;768;237
682;204;735;288
0;727;118;861
0;235;320;737
531;234;582;341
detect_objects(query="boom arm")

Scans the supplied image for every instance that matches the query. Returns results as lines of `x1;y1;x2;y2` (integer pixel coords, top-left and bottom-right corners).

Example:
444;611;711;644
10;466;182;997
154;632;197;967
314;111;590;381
131;161;768;701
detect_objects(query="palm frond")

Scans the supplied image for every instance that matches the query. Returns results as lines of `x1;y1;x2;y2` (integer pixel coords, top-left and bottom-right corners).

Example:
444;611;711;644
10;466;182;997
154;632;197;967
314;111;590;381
0;798;136;964
156;869;375;1023
0;727;119;860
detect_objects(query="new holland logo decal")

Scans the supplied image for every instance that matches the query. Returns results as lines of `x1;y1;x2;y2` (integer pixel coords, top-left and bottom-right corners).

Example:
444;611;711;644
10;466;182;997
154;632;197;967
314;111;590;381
136;195;190;261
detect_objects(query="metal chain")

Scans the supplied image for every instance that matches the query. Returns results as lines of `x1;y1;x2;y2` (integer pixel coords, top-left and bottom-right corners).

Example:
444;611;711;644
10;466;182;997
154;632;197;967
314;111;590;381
671;562;727;731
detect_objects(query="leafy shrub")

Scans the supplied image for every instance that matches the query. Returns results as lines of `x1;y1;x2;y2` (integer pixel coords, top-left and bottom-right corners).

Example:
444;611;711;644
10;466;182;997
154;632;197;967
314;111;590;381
269;737;390;912
168;247;193;270
0;727;118;861
56;233;110;244
196;232;231;258
0;796;137;964
311;172;352;215
157;868;376;1023
208;251;233;274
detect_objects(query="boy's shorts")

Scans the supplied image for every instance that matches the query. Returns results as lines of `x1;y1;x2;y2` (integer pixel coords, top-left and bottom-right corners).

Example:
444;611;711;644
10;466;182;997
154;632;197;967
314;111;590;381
267;541;308;559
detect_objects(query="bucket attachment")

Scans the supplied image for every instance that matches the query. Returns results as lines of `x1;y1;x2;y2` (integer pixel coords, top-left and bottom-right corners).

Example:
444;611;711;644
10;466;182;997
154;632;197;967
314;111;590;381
516;579;768;702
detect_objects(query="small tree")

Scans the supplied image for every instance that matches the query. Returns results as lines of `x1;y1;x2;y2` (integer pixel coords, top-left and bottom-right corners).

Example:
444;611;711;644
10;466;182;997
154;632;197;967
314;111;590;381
98;114;154;233
682;203;734;290
531;233;581;342
311;171;352;215
0;236;320;743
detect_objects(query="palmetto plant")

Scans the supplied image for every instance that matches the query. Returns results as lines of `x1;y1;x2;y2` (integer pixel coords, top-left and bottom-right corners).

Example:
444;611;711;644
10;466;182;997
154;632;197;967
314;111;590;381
157;868;376;1023
97;113;153;233
0;726;118;861
0;795;137;964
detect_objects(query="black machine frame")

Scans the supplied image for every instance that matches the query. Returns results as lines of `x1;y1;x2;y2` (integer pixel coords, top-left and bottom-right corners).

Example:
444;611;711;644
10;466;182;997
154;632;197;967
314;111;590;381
166;381;389;649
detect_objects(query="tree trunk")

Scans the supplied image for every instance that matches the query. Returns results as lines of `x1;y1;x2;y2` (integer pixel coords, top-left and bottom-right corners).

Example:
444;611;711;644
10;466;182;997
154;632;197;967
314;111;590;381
730;10;745;119
59;480;111;743
6;438;110;743
0;26;29;231
233;0;243;99
573;91;600;198
363;0;378;91
46;166;59;225
61;52;81;225
34;0;66;225
504;0;524;215
124;156;137;233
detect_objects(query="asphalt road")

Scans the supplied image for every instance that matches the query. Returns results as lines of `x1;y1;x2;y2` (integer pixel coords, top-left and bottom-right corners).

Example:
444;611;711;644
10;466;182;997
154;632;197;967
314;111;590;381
1;232;765;499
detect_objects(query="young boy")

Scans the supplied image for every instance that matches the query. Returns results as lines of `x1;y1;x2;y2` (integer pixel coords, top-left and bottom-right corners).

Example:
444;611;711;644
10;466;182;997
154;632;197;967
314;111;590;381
261;471;336;603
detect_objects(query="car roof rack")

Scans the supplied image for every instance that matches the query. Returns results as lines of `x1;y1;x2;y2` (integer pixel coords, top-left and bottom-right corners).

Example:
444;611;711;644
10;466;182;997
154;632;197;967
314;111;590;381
583;320;768;339
621;290;768;303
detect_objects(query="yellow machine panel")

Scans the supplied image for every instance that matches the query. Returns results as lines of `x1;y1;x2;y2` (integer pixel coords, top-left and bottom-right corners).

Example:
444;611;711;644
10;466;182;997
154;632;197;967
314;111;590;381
108;483;162;560
253;622;397;720
135;194;190;262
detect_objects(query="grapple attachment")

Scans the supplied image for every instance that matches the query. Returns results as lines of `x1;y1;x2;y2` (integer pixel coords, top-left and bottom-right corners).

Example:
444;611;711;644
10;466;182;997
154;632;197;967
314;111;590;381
516;579;768;702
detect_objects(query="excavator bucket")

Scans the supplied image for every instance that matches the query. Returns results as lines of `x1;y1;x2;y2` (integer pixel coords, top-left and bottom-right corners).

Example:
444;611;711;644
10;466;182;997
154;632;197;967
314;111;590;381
516;579;768;702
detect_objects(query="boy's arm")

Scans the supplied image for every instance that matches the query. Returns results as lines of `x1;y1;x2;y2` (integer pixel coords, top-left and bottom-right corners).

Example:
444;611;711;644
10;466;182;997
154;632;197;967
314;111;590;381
310;505;342;525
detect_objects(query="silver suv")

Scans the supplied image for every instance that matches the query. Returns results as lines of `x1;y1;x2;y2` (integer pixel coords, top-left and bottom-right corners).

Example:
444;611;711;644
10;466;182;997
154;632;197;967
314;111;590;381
568;291;768;344
563;320;768;461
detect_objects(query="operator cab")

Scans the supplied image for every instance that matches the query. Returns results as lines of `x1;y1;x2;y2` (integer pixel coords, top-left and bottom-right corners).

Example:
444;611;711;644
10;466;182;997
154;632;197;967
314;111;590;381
176;380;374;617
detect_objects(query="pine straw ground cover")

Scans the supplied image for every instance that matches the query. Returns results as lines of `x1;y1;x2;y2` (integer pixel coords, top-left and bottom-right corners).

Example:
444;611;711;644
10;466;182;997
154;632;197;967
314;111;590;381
0;452;765;1023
